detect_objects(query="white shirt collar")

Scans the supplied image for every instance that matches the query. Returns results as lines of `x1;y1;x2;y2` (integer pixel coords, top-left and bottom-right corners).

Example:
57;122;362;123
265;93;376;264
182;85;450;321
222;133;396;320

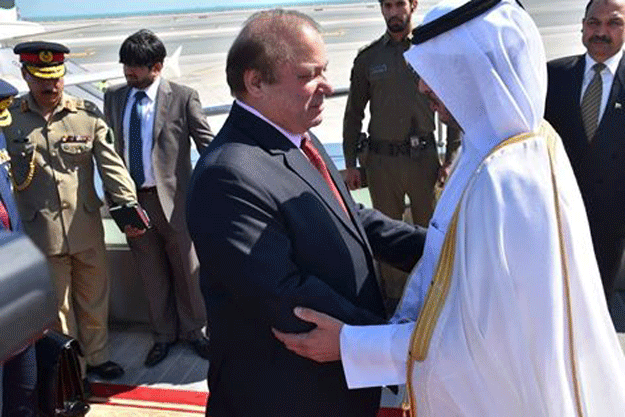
235;99;303;148
130;76;161;102
585;50;623;77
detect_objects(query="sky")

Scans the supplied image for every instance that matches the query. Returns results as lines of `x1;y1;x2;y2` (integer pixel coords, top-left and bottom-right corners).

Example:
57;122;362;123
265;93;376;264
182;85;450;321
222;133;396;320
17;0;366;21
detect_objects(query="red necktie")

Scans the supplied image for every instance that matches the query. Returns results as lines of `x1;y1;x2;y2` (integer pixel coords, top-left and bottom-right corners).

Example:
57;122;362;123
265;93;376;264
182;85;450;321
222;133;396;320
300;134;348;215
0;197;11;231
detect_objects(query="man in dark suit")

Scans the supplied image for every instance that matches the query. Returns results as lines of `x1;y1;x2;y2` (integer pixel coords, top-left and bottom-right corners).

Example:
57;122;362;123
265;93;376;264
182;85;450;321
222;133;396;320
187;9;425;417
104;29;214;367
0;79;38;416
545;0;625;300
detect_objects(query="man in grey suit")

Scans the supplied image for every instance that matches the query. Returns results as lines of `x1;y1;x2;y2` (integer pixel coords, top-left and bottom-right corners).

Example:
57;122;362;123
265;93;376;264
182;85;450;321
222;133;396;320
104;29;213;366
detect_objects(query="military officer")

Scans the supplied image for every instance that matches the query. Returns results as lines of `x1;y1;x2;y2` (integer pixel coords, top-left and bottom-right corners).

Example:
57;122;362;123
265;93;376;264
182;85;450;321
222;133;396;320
342;0;460;314
4;41;137;381
0;79;39;417
0;80;20;234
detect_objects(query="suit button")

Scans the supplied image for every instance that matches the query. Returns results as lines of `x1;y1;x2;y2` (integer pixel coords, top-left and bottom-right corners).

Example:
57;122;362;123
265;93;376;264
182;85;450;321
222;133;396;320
61;201;70;210
50;151;57;157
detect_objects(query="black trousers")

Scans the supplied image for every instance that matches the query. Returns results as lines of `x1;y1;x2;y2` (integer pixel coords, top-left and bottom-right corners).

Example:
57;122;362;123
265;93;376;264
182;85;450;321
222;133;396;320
2;344;37;417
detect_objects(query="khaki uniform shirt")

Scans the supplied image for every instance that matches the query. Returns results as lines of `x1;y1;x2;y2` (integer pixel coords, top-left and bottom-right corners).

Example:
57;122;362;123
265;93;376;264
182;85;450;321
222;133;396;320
5;93;136;255
343;32;459;168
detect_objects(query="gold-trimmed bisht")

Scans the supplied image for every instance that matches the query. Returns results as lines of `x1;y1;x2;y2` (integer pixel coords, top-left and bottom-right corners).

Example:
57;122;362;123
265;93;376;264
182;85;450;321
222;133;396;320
402;121;584;417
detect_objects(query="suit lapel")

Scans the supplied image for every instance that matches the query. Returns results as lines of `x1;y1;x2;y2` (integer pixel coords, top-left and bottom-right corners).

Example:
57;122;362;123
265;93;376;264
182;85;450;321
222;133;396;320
304;133;369;244
571;56;588;144
153;79;171;146
116;86;131;156
598;55;625;134
231;104;365;244
283;140;362;240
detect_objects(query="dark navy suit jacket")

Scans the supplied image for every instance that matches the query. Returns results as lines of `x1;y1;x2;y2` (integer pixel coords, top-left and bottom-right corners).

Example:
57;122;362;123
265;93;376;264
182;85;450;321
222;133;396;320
545;54;625;297
0;131;20;233
187;102;425;417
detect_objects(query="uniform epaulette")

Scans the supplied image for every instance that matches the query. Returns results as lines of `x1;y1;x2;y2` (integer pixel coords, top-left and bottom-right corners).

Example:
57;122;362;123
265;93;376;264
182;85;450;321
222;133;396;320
356;35;384;57
8;97;21;111
77;99;104;118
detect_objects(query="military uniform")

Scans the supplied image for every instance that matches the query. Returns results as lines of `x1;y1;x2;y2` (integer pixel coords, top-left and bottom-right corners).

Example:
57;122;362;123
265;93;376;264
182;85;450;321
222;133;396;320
0;81;20;234
5;86;136;370
343;32;460;304
0;79;38;416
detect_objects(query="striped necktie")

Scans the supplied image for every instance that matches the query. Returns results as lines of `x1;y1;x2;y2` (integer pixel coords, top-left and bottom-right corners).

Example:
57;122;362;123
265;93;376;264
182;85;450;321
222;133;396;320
300;134;348;215
581;62;606;141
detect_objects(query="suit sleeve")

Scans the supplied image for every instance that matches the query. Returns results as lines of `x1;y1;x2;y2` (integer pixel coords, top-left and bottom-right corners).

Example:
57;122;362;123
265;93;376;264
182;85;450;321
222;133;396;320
356;205;426;272
186;89;213;154
544;61;560;129
187;163;385;333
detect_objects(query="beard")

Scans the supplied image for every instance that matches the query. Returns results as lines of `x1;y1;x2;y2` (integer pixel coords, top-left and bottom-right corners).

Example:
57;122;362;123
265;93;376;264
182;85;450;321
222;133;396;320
126;78;151;89
386;16;409;33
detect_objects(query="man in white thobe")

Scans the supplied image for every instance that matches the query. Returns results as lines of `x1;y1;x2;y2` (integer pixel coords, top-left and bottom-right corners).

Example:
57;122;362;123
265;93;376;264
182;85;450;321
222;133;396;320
274;0;625;415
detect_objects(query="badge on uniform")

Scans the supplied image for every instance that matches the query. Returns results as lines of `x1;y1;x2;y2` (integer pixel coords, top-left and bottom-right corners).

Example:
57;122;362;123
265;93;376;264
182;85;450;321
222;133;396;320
0;149;9;165
0;150;12;191
62;135;92;143
369;64;388;76
60;135;92;155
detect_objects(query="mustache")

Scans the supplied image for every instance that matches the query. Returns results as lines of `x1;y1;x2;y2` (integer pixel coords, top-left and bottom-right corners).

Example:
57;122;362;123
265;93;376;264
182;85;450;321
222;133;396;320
41;90;56;95
387;16;404;25
387;17;407;32
589;35;611;44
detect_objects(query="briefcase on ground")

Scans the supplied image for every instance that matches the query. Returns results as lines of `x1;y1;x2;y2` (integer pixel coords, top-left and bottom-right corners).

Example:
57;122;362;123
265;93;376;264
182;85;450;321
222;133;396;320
0;232;56;362
36;330;90;417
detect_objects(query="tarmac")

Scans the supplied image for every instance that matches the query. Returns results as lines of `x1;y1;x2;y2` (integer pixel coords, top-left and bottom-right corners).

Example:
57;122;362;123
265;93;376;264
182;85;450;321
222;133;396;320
8;2;625;408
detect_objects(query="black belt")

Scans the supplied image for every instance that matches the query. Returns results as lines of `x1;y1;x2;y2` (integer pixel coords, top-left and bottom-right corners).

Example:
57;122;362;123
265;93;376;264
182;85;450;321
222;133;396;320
137;186;157;194
368;133;435;157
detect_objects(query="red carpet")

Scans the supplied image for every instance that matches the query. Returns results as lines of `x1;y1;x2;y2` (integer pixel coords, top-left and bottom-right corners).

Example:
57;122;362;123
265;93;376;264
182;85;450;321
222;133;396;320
90;383;403;416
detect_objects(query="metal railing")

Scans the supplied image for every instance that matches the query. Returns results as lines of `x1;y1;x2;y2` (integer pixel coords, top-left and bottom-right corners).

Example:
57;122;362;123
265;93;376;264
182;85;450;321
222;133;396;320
202;86;350;116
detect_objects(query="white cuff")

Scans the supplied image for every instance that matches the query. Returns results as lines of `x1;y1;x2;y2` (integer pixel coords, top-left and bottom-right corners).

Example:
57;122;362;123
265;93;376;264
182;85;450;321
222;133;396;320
340;322;415;389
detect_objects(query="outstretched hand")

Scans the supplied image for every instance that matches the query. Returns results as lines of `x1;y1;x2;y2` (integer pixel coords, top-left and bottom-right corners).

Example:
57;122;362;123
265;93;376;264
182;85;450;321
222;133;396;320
272;307;344;363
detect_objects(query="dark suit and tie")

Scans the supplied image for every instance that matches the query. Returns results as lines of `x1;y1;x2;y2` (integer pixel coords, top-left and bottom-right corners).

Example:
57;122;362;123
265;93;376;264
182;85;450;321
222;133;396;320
187;11;425;417
104;30;214;366
189;101;424;417
0;79;37;416
545;0;625;300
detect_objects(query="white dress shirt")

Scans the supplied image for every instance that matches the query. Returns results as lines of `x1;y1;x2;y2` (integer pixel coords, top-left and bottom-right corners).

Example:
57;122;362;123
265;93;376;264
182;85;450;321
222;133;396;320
123;77;161;188
235;99;304;147
581;50;623;123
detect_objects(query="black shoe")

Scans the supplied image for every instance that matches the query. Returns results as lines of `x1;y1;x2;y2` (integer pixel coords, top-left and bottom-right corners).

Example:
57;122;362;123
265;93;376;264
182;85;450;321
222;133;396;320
86;360;125;380
189;336;209;360
82;378;92;399
144;342;172;367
